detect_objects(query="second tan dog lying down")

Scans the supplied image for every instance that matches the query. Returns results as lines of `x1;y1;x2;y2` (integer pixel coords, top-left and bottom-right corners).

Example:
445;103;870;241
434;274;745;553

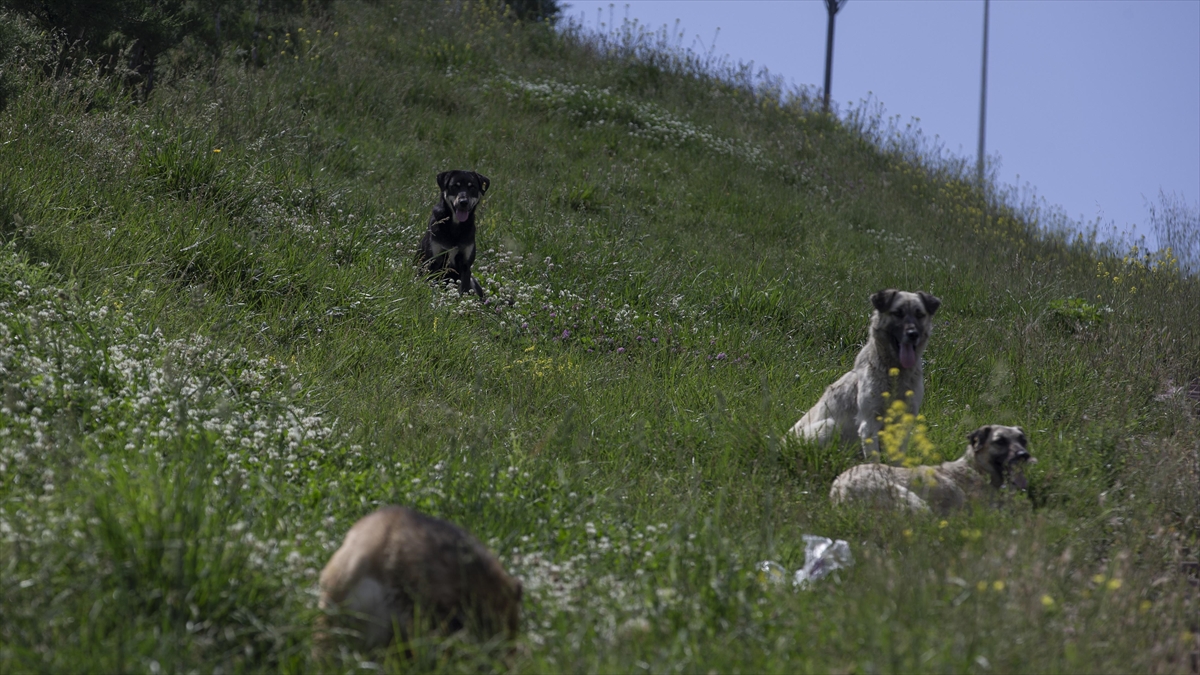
315;506;522;654
830;425;1034;514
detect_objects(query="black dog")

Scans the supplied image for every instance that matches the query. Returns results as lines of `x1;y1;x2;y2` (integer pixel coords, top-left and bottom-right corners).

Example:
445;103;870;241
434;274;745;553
416;170;490;299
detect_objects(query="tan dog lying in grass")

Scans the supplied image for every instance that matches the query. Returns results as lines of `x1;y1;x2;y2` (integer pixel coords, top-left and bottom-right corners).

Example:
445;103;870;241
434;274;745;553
314;506;522;657
829;425;1034;514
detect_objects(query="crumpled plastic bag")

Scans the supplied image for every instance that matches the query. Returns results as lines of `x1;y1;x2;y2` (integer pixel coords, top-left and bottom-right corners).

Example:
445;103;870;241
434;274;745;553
792;534;853;587
756;535;853;589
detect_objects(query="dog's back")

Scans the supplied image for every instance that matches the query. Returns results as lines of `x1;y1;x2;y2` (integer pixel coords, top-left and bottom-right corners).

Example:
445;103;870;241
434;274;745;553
829;463;957;512
316;506;522;654
792;369;862;445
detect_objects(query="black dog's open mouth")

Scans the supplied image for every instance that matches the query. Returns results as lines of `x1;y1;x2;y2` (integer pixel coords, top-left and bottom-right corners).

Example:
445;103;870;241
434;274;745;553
453;208;470;223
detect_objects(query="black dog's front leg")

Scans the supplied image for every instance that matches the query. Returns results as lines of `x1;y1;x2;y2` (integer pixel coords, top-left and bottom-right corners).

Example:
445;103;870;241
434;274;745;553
454;256;484;300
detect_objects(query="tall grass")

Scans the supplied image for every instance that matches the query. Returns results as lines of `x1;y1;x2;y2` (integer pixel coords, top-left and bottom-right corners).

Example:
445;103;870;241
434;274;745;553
0;0;1197;672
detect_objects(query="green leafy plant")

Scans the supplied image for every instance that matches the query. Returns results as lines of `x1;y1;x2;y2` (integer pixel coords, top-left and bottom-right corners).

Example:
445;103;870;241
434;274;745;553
1048;296;1111;330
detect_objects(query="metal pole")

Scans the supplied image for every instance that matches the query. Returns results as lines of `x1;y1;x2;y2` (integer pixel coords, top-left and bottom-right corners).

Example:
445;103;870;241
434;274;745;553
823;5;837;113
976;0;990;189
825;7;835;111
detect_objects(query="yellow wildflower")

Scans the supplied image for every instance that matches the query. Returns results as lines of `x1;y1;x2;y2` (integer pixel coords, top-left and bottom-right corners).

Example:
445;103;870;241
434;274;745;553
878;399;937;466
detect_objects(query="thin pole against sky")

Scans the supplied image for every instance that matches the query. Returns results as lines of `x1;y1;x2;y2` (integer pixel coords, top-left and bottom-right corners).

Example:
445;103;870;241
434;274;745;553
822;0;848;113
976;0;990;189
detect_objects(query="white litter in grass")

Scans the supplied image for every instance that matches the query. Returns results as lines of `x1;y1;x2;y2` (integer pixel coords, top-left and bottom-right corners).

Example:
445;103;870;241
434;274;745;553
756;534;854;590
792;535;854;588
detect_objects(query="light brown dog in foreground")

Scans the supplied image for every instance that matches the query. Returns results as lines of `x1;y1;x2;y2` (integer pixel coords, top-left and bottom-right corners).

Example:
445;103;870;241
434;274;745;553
829;425;1035;514
314;506;522;656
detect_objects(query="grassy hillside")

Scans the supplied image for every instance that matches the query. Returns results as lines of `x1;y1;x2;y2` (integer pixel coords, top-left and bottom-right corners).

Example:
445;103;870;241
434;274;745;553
1;1;1197;672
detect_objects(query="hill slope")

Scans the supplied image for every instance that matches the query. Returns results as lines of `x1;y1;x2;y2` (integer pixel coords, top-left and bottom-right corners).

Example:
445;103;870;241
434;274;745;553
1;1;1197;672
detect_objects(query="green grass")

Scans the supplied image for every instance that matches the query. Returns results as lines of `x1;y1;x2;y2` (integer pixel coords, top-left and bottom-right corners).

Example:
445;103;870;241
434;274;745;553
1;1;1197;672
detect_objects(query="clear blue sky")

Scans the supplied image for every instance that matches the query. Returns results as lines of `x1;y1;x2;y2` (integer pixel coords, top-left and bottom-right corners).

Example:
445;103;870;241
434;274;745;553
564;1;1200;246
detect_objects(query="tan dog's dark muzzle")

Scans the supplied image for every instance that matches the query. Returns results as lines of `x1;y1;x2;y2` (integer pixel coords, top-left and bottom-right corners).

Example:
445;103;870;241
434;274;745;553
1005;448;1034;490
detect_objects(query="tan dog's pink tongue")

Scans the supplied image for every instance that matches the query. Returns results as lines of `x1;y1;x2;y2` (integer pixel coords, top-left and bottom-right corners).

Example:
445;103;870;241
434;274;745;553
900;343;917;370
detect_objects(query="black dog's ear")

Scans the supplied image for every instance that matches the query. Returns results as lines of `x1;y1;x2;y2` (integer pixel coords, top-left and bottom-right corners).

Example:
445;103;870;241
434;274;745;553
474;172;490;195
919;291;942;316
968;425;993;448
436;171;451;191
870;289;897;313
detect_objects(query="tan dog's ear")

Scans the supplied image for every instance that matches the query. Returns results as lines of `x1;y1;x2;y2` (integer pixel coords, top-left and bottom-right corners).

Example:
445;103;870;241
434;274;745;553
918;291;942;316
968;425;993;448
870;289;897;312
